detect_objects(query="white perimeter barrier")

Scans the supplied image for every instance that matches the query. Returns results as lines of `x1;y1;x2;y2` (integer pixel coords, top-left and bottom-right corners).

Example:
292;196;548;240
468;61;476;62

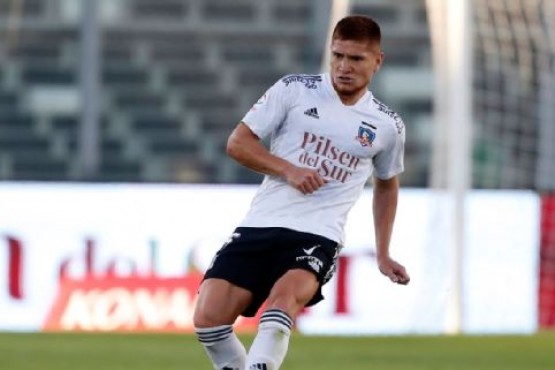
0;183;539;334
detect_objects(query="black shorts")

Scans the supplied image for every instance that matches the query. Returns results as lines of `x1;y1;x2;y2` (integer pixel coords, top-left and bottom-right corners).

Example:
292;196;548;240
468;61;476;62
203;227;340;317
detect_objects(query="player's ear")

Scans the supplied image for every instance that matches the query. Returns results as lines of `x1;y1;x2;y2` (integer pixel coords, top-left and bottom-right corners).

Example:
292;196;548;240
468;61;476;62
374;52;384;72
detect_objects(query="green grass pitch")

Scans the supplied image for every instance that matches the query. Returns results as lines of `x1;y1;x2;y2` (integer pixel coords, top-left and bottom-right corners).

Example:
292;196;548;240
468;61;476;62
0;332;554;370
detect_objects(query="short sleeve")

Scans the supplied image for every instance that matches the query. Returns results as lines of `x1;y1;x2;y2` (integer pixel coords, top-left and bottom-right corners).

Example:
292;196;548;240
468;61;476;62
241;77;294;140
373;118;405;180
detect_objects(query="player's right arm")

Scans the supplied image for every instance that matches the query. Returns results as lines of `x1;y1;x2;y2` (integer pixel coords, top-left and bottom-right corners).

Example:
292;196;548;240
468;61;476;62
227;122;325;194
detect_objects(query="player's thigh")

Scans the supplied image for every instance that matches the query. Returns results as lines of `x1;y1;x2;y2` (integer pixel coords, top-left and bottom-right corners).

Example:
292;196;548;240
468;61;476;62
193;278;253;327
266;268;319;316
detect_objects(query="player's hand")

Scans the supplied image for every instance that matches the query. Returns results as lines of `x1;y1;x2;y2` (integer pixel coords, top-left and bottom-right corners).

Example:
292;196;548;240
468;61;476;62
284;166;326;194
377;256;410;285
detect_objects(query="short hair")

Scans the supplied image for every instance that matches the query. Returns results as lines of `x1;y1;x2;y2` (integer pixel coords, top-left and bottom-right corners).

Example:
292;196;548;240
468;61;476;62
332;15;381;45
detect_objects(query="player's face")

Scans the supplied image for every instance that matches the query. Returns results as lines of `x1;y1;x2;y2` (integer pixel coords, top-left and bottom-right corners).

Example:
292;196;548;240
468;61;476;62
330;38;383;105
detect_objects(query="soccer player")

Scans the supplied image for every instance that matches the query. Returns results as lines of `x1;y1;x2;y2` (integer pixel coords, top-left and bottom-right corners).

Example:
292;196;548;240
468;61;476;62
193;15;410;370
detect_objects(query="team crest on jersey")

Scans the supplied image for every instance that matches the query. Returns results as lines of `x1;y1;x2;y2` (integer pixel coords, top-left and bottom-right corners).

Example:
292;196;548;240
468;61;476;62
355;122;376;147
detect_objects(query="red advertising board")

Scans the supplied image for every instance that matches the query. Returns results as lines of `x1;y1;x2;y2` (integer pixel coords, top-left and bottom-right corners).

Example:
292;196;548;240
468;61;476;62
540;194;555;328
43;273;260;332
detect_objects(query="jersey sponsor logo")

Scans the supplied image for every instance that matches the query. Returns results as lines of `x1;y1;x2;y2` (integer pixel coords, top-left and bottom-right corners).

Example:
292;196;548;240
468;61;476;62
394;117;405;135
281;74;321;89
304;107;319;119
303;244;320;255
299;131;361;183
373;97;405;134
355;122;376;147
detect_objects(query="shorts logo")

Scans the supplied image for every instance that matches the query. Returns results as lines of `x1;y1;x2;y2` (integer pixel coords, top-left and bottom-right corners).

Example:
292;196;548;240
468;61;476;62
303;244;320;255
323;244;342;283
308;259;321;272
296;255;323;273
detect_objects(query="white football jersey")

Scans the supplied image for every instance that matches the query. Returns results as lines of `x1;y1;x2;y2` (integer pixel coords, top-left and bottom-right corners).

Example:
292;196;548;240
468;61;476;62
239;73;405;244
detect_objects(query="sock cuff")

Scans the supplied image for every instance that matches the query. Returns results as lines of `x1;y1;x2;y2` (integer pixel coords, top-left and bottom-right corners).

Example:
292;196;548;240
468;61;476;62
195;324;233;344
259;309;293;331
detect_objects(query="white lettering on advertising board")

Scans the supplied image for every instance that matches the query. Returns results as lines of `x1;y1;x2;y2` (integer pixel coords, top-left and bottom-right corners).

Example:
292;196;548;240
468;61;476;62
0;184;539;334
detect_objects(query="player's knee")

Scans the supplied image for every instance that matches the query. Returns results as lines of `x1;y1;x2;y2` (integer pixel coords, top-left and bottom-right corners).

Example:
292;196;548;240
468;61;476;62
193;304;229;328
193;311;220;329
266;269;318;316
266;291;310;318
266;298;299;318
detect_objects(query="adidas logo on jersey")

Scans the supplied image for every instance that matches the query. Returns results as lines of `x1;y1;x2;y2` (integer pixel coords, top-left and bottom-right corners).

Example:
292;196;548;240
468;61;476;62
249;364;268;370
304;107;319;119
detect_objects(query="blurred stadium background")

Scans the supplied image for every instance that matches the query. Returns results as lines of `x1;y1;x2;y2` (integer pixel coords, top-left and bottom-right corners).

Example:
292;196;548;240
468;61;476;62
0;0;435;184
0;0;555;367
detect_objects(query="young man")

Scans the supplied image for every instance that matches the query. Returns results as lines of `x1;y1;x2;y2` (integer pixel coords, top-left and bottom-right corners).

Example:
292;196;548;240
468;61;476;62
193;15;410;370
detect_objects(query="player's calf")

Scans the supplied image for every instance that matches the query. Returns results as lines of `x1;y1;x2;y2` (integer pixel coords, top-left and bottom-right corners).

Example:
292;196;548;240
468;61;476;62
246;309;293;370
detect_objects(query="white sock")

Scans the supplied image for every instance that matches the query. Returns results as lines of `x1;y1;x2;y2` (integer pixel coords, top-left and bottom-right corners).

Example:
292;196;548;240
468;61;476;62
195;325;246;370
246;309;293;370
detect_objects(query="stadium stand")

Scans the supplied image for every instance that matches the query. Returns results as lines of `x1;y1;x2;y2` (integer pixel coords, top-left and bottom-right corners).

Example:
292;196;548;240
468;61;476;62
0;0;432;185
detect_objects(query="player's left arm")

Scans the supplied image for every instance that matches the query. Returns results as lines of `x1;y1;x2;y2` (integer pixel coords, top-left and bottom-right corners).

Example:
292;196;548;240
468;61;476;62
373;175;410;285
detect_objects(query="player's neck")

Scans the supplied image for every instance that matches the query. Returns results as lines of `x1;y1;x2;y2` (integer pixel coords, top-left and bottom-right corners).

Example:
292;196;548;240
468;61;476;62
335;89;367;106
